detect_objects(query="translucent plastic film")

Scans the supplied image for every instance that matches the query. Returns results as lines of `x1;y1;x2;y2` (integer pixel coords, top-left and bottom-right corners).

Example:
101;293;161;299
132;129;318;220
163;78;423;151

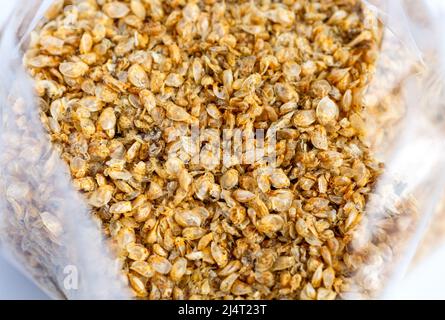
0;0;131;299
347;0;445;298
1;0;445;300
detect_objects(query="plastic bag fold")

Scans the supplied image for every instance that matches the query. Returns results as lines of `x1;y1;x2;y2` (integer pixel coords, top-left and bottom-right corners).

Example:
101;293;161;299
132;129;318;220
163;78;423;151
1;0;445;299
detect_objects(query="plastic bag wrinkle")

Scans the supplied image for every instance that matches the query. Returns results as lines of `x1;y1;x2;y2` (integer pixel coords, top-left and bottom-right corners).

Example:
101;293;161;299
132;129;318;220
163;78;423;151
0;0;131;300
1;0;445;300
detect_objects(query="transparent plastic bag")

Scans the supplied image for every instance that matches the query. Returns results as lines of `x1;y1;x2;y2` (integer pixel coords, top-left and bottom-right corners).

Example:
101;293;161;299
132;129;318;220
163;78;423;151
346;0;445;298
1;0;445;300
0;0;131;300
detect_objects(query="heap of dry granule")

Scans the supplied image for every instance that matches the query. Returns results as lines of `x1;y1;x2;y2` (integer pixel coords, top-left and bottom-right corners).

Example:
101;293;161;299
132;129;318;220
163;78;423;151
25;0;382;299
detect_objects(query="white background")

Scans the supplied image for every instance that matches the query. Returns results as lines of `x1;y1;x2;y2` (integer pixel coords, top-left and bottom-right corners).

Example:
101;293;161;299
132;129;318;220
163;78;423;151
0;256;48;299
1;0;445;300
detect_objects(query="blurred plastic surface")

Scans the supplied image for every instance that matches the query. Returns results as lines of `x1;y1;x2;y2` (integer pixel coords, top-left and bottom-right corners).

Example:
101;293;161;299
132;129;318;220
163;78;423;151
1;0;445;300
0;255;48;300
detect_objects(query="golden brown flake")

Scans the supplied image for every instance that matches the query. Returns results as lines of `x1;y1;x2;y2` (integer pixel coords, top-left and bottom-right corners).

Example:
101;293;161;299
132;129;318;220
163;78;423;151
25;0;383;300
